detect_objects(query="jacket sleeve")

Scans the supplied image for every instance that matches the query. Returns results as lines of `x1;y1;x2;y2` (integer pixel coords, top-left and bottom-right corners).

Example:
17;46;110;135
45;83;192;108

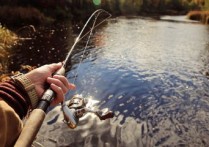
0;80;31;119
0;80;32;147
0;100;23;147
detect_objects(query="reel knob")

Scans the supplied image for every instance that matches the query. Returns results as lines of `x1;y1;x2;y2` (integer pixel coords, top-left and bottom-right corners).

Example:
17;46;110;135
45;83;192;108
95;111;114;120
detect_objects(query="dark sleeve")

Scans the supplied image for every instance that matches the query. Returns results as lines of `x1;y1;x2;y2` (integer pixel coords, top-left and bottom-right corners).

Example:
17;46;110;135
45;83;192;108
0;80;31;119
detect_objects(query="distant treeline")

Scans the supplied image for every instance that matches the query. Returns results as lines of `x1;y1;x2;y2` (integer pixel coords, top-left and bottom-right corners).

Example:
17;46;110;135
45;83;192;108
0;0;207;14
102;0;206;15
0;0;208;26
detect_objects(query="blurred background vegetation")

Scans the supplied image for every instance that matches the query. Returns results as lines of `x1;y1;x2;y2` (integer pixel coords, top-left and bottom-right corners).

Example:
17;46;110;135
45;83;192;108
0;0;208;27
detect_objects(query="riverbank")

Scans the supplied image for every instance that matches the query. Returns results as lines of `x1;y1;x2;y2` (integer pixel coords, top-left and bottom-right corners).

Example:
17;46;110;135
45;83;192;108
0;0;206;27
0;25;35;81
0;6;54;27
0;25;19;49
0;25;18;80
187;10;209;24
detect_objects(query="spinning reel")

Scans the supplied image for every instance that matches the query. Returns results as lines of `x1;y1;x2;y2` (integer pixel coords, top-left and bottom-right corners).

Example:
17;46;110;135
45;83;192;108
62;95;114;129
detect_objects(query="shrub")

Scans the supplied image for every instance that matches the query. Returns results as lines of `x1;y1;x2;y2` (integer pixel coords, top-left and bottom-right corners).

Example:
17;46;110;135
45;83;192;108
0;6;49;26
0;25;19;73
187;10;209;24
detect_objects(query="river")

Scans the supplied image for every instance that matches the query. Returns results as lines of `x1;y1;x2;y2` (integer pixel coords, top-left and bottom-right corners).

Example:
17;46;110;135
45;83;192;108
11;16;209;146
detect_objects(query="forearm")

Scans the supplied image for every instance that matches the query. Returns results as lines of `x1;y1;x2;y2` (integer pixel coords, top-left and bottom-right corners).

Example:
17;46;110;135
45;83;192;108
0;76;36;147
0;63;73;147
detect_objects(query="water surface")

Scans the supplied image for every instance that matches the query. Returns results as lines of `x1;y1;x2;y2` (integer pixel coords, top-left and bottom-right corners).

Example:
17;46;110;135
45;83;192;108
13;16;209;146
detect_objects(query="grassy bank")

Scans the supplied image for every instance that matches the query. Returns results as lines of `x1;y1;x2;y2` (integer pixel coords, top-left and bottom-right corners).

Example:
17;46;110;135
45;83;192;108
0;25;35;81
0;25;18;57
187;11;209;24
0;25;19;80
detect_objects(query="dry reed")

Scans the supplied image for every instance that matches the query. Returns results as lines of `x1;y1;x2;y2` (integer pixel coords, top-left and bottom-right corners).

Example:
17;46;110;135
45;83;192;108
187;10;209;24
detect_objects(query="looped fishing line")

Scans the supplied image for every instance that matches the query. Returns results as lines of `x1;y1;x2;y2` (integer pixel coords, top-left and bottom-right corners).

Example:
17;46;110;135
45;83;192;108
64;9;111;99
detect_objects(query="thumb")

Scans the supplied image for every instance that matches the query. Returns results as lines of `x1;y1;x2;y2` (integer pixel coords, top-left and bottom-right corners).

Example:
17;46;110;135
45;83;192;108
47;62;63;73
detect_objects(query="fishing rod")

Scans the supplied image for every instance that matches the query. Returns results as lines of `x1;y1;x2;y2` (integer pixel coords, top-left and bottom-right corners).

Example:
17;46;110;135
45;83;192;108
38;9;111;112
14;9;113;147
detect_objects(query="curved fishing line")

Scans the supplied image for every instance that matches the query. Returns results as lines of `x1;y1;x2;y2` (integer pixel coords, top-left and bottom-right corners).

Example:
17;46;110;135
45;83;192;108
59;9;116;130
13;11;112;146
77;10;111;44
71;13;99;85
62;9;111;68
62;9;111;102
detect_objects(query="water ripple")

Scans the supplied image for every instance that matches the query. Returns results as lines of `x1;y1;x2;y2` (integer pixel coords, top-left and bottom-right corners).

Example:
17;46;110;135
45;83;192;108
36;17;209;146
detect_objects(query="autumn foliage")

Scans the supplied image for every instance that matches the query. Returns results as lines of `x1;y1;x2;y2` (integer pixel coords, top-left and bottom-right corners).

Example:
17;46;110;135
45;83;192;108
187;10;209;24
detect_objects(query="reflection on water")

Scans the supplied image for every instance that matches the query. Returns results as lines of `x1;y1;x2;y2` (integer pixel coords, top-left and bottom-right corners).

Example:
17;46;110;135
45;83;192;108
34;17;209;146
36;108;152;147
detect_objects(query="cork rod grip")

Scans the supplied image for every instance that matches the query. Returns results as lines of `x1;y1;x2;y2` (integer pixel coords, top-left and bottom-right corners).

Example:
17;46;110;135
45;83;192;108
14;109;46;147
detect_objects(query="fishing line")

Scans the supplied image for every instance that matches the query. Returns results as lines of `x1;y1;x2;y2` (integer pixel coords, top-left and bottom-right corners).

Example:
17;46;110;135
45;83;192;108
57;9;111;107
60;10;114;129
62;9;111;69
14;10;113;147
41;9;112;127
71;11;99;85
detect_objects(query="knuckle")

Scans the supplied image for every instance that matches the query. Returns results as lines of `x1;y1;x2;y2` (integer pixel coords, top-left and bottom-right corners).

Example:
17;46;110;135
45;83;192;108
52;78;62;85
63;88;68;94
58;87;62;92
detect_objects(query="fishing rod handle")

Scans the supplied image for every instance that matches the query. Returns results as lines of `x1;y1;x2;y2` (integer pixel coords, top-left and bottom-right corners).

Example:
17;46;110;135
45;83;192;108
15;67;66;146
14;109;46;147
37;66;66;111
37;88;55;111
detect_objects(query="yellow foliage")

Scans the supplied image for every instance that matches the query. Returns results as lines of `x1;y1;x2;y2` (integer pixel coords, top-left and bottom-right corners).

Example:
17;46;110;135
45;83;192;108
0;65;36;82
0;25;19;50
0;25;19;74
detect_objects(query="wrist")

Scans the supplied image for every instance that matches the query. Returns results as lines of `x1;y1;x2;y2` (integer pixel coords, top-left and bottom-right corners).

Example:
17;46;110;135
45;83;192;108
11;73;39;109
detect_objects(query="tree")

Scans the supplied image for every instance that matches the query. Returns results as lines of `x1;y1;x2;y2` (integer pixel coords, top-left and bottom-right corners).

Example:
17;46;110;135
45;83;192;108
204;0;209;10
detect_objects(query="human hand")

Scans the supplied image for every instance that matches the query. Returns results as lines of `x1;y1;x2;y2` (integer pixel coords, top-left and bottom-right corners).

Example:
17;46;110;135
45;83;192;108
25;63;75;106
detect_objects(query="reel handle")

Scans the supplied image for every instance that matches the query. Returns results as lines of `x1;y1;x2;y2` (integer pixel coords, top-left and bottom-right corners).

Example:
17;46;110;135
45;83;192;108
37;66;65;111
95;111;114;120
